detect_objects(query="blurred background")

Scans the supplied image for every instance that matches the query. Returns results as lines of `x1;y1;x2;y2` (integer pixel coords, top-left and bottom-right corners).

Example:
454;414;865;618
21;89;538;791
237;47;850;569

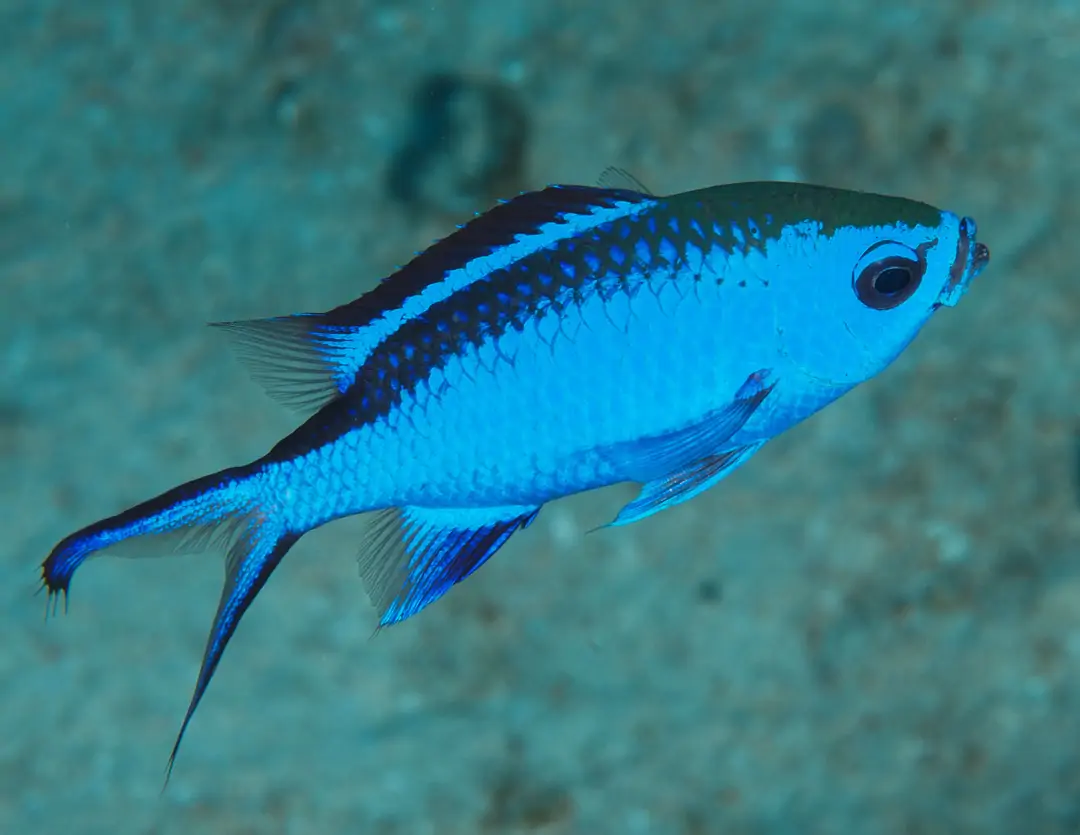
3;1;1079;833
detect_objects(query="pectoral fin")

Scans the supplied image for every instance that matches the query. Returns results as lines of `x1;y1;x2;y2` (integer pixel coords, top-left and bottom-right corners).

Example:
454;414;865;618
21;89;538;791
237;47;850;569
608;441;766;527
603;368;775;527
603;369;774;478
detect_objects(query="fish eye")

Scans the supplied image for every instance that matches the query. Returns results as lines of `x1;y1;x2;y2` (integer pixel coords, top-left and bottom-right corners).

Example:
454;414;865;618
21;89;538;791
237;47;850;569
852;241;926;311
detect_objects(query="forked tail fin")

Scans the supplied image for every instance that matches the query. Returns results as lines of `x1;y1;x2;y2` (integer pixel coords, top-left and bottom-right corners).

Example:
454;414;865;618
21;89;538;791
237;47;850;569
40;464;302;782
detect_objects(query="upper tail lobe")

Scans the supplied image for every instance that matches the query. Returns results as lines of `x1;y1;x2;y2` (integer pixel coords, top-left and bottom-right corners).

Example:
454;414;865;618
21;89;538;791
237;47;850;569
41;462;302;781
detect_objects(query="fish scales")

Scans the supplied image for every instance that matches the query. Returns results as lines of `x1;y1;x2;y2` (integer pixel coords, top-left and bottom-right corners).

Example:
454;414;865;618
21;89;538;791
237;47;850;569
279;203;775;516
39;180;990;776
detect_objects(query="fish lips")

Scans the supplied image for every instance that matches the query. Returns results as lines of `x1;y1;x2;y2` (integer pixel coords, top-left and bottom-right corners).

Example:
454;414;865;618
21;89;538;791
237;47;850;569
938;215;989;308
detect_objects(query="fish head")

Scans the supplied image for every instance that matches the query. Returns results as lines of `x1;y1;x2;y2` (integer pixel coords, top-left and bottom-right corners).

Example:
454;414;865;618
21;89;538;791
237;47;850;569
765;184;989;388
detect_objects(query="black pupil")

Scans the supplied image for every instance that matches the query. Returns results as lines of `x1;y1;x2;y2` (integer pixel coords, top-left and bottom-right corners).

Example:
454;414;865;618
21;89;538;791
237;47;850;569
874;265;911;296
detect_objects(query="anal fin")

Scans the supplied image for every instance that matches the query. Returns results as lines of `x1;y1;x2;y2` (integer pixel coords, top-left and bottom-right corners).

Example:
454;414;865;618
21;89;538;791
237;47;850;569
361;504;541;627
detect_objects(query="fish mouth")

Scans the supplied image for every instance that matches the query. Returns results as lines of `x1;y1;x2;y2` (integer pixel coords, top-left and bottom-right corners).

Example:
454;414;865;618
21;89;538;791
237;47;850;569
938;215;989;308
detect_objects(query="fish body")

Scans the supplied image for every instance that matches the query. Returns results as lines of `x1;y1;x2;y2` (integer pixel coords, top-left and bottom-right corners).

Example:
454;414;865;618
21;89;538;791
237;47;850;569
41;180;989;774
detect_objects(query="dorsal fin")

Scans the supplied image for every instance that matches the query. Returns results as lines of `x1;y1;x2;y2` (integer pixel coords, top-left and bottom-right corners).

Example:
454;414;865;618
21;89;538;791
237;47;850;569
597;166;654;196
212;185;655;413
211;315;362;414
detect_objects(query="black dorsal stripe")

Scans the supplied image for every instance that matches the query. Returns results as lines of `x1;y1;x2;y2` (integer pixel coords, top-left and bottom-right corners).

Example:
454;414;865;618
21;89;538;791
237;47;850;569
321;185;650;328
270;189;660;460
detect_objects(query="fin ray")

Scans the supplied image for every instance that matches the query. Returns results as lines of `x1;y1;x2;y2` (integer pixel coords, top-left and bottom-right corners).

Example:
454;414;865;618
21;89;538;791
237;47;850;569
603;369;775;482
360;505;540;627
609;441;766;526
599;369;776;526
166;522;300;782
39;464;302;782
211;316;355;413
40;467;255;605
597;166;654;196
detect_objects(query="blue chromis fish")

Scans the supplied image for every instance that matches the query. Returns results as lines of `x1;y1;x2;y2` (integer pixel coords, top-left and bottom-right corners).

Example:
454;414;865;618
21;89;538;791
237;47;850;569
41;180;990;774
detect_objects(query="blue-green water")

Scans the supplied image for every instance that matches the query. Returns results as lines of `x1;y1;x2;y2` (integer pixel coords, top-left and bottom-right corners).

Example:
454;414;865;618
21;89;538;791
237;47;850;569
4;1;1078;832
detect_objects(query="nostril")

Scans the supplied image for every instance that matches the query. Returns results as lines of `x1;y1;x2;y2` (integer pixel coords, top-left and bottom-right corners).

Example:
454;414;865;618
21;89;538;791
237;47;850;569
973;242;990;273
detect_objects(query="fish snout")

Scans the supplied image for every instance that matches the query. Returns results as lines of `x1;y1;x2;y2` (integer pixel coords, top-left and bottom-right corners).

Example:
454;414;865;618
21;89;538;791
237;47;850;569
972;241;990;274
938;215;988;308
